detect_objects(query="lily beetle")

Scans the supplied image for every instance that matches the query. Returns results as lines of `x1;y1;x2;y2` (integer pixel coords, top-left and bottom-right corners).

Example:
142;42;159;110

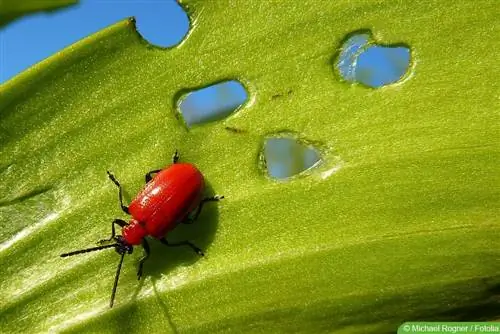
61;151;223;307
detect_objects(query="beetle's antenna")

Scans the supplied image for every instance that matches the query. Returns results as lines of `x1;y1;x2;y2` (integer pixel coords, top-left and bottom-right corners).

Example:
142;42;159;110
60;244;118;257
110;252;125;308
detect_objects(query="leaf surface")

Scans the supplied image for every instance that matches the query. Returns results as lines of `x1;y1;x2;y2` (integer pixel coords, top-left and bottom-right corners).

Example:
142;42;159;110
0;1;499;333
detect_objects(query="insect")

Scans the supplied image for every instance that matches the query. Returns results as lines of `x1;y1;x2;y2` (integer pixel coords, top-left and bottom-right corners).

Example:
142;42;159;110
60;151;223;307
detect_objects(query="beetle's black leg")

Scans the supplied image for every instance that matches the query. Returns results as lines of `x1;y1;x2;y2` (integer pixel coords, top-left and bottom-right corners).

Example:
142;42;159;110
98;219;128;244
160;237;204;256
183;195;224;224
144;150;179;183
172;150;180;164
145;170;162;183
137;239;150;280
107;171;129;214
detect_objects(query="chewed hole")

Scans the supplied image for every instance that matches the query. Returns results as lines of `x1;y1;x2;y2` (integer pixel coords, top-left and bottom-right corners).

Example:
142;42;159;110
336;32;411;87
263;137;321;179
178;80;248;127
134;1;189;47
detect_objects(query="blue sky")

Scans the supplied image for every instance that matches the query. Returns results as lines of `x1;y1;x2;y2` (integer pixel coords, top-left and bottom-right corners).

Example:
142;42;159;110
0;0;189;82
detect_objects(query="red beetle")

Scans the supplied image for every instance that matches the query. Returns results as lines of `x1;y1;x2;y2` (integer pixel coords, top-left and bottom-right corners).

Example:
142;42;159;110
61;151;223;307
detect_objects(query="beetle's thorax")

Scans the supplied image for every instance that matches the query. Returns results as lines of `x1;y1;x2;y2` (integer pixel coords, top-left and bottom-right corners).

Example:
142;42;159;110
122;219;147;246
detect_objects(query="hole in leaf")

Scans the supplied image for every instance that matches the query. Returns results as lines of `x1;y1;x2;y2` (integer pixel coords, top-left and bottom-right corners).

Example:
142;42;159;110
178;80;248;127
134;1;189;48
336;32;411;87
263;137;321;180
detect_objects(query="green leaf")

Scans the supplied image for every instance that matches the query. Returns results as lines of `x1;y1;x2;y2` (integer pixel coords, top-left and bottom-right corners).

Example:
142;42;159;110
1;1;499;333
0;0;77;27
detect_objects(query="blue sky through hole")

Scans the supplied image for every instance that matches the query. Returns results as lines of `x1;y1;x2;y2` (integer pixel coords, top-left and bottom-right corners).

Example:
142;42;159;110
264;138;321;179
336;33;410;87
179;81;248;127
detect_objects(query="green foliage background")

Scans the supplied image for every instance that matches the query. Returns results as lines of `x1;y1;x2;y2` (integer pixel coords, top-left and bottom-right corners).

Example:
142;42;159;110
0;1;499;333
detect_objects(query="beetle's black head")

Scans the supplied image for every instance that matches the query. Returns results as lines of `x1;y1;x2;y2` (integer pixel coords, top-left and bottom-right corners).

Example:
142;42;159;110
114;235;133;255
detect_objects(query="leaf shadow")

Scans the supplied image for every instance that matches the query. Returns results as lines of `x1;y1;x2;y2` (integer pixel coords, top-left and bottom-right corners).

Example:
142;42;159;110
139;180;221;279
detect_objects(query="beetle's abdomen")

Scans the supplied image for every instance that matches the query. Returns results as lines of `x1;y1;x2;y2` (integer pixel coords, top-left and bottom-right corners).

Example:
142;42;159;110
128;163;204;239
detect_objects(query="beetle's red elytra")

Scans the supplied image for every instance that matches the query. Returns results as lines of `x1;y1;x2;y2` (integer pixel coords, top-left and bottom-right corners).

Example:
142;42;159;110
124;163;205;245
60;151;223;307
